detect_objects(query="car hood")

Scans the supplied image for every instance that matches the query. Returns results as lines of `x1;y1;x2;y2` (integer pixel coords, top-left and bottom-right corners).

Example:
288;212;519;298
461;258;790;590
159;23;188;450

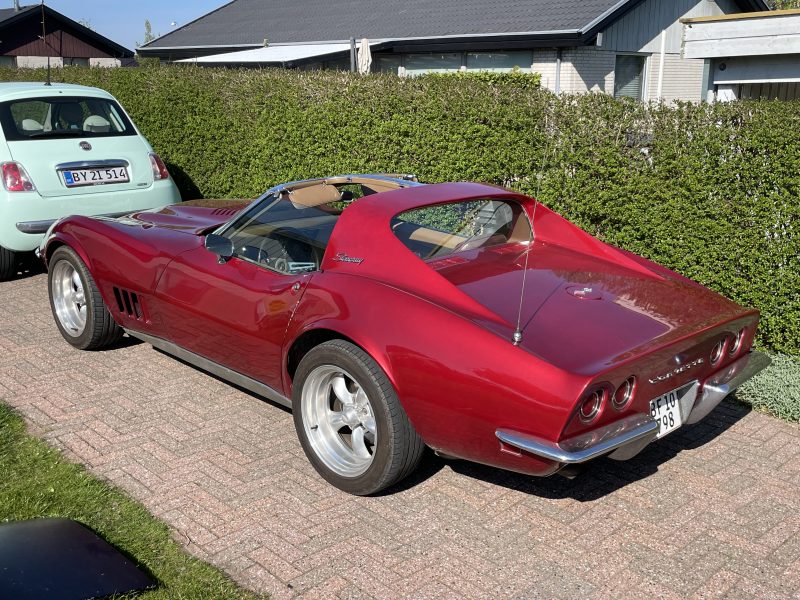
430;241;746;375
124;199;251;234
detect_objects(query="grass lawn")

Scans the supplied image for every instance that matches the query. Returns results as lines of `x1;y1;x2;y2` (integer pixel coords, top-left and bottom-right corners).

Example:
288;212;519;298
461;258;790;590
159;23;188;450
0;404;263;600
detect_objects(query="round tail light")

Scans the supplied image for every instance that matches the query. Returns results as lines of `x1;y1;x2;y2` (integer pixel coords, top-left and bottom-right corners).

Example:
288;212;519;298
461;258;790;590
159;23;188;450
579;389;604;422
728;328;745;356
612;376;636;410
710;339;725;365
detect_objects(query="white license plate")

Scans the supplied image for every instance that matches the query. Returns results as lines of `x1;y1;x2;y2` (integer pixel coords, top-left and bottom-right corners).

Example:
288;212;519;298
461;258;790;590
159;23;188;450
649;385;688;438
62;167;129;187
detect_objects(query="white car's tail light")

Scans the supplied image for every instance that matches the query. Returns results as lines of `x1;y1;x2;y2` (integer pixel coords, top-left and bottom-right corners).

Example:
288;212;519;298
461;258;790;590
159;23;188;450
612;376;636;410
2;161;36;192
579;388;604;423
149;153;170;180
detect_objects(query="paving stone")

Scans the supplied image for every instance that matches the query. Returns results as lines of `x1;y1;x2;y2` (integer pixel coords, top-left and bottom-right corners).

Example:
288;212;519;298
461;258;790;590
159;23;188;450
1;272;799;598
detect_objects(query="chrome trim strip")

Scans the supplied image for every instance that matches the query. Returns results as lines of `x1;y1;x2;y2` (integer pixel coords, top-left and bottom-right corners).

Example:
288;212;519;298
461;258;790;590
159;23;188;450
55;159;130;171
686;351;771;424
124;329;292;409
17;210;137;234
496;413;659;464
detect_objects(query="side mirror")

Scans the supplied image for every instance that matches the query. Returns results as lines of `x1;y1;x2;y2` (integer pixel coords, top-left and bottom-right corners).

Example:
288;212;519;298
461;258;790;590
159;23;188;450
204;233;234;264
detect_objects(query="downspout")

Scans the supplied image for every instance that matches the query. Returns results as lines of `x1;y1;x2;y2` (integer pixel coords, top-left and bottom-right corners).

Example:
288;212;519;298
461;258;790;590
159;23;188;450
349;37;356;72
554;48;562;95
656;30;666;101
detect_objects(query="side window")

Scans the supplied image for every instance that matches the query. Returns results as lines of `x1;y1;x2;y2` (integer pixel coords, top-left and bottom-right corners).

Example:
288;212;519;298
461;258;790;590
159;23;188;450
392;198;529;260
222;193;341;275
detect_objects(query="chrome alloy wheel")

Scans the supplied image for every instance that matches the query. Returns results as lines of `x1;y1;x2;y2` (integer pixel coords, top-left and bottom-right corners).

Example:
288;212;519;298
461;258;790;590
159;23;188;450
301;365;378;477
51;260;87;337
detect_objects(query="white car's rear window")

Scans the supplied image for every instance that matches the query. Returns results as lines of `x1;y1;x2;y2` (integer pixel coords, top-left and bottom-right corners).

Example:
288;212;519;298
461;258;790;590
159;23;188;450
0;96;136;141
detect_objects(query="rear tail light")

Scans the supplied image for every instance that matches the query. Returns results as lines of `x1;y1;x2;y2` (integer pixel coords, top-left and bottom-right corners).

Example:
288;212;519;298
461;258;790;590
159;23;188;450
2;161;36;192
612;376;636;410
579;389;604;423
149;153;170;180
710;339;725;365
729;328;745;356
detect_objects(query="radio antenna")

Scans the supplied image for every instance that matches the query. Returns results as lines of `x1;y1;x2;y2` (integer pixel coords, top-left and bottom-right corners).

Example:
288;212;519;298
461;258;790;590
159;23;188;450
512;101;552;346
41;2;51;86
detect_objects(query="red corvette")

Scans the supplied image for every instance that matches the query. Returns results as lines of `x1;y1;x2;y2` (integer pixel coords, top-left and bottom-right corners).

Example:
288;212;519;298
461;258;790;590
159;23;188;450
41;174;769;494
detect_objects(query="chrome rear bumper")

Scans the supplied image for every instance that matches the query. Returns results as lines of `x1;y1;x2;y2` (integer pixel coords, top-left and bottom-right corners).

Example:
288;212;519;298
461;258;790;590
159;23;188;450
495;351;770;465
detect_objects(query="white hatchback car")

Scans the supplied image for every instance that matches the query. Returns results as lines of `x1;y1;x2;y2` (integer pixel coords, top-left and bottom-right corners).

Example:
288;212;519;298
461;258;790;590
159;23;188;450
0;82;180;280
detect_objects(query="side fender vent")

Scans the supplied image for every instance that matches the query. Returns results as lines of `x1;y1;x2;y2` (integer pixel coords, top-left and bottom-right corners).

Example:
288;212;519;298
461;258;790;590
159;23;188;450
112;286;146;321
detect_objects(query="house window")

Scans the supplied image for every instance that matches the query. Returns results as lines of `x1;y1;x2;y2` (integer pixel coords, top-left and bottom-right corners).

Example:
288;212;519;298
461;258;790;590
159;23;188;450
64;57;90;67
0;56;16;67
374;55;402;75
614;55;646;100
404;53;462;76
466;51;532;72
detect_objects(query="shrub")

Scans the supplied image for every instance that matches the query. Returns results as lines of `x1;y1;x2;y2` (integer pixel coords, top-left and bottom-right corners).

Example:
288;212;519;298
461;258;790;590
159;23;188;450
0;66;797;355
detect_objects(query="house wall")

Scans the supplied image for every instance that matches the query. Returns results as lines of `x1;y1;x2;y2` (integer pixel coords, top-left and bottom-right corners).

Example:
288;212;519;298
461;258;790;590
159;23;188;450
646;53;706;103
15;56;64;68
560;48;616;94
602;0;739;53
89;57;122;68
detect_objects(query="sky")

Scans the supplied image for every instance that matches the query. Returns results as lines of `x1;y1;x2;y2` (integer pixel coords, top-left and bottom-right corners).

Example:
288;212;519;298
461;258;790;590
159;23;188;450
40;0;228;51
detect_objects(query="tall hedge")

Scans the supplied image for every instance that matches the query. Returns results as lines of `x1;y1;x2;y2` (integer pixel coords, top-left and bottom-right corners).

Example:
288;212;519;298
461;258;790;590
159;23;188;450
1;66;798;355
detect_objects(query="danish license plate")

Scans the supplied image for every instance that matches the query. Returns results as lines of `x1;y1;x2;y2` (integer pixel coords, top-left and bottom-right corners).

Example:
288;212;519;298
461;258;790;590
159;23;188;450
62;167;129;187
649;386;687;438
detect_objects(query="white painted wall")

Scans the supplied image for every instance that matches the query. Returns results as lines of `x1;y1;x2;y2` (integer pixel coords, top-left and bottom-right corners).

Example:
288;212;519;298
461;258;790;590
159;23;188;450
89;57;121;68
646;53;706;102
15;56;64;68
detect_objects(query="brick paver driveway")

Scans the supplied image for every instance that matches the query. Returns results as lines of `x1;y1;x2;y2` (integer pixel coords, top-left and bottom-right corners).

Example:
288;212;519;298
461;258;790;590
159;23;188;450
2;269;799;599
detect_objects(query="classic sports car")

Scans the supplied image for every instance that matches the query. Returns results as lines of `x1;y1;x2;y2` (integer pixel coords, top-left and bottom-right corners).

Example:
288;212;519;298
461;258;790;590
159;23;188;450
41;174;769;495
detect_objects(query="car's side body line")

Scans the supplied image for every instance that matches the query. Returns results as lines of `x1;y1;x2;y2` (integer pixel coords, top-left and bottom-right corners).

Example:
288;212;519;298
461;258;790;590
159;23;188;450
123;328;292;409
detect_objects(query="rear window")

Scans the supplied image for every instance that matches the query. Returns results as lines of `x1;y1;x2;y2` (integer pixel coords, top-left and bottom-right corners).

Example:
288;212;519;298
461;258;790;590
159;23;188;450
0;96;136;141
392;198;530;260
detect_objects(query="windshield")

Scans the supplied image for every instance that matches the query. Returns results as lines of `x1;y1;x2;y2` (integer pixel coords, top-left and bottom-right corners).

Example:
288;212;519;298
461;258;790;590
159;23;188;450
219;191;345;274
0;96;137;141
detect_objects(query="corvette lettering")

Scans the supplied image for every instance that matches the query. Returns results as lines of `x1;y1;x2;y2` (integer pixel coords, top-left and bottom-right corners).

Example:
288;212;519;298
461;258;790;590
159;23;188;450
648;358;704;384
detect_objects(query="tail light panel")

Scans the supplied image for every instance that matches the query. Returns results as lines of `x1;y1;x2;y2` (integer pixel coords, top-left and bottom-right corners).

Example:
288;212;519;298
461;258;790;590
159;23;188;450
149;153;170;181
2;162;36;192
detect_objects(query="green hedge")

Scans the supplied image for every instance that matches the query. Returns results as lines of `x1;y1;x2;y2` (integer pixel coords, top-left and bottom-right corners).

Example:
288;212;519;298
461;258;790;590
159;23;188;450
1;66;798;355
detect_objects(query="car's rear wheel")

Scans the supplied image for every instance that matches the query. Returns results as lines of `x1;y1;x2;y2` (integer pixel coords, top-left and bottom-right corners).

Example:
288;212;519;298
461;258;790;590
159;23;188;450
48;246;123;350
0;246;17;281
292;340;425;495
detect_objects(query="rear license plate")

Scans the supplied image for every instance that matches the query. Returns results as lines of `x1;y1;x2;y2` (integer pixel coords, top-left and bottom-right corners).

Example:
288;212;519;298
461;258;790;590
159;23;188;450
62;167;129;187
649;384;694;438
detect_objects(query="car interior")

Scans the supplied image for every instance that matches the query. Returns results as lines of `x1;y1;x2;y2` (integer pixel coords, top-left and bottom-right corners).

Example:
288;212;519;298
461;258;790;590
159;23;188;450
221;177;531;275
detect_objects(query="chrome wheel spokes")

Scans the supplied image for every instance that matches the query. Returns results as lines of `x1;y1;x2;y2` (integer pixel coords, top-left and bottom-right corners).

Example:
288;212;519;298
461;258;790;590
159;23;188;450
302;366;378;477
51;261;87;337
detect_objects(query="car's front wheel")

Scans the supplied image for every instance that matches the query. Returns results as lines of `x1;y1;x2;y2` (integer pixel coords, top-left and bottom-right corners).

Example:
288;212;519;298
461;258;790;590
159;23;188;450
0;246;17;281
48;246;123;350
292;340;425;495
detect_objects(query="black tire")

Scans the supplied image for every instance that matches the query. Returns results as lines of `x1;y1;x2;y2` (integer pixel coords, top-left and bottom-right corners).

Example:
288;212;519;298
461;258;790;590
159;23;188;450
48;246;123;350
292;340;425;495
0;246;17;281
